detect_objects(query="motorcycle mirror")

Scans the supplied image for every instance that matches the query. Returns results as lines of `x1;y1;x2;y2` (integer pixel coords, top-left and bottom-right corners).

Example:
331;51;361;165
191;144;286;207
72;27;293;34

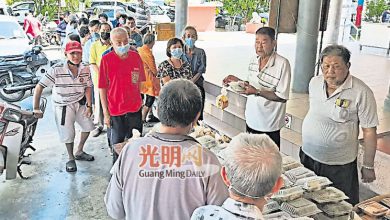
32;45;42;54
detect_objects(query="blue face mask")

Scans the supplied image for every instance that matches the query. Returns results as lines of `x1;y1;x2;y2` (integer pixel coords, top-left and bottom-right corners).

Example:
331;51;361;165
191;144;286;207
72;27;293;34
171;48;183;58
92;33;100;41
116;44;130;56
185;38;195;48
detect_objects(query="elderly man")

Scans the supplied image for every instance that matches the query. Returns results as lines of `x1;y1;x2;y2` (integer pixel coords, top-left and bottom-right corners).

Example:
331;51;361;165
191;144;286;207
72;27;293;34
301;45;378;205
223;27;291;148
191;133;283;219
99;27;145;163
33;41;95;172
105;79;228;220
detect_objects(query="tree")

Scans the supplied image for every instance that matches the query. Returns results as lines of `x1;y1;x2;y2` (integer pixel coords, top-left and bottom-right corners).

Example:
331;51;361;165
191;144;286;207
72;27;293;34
365;0;390;22
222;0;268;25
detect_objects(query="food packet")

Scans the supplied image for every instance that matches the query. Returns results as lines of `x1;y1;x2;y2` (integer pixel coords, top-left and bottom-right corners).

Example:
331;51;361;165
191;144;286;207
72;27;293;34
216;87;229;110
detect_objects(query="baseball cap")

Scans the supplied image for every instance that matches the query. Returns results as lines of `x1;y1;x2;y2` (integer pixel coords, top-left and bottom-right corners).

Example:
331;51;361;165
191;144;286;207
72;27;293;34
65;41;82;53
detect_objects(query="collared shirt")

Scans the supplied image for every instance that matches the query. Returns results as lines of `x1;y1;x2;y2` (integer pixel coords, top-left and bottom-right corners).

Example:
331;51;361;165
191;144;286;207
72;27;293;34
98;50;146;116
89;40;111;84
157;60;193;86
137;45;160;97
38;61;92;106
104;132;229;220
245;52;291;132
302;74;379;165
191;198;264;220
182;47;207;87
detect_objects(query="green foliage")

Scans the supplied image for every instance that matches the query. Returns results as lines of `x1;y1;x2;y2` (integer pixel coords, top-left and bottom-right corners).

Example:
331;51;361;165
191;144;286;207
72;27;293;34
222;0;268;24
365;0;390;22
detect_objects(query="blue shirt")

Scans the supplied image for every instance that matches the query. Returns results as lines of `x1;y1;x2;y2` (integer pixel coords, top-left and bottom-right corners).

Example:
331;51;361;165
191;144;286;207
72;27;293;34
82;38;94;64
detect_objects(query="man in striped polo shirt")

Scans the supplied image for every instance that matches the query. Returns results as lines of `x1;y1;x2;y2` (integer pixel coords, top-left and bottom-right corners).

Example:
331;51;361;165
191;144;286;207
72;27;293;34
33;41;95;173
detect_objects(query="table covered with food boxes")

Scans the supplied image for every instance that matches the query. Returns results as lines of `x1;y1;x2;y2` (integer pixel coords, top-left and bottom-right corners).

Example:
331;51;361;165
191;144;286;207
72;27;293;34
197;81;390;220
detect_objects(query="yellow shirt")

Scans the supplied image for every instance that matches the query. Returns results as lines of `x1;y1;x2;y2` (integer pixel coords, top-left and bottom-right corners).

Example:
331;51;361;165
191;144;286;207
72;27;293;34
137;45;160;97
89;40;111;85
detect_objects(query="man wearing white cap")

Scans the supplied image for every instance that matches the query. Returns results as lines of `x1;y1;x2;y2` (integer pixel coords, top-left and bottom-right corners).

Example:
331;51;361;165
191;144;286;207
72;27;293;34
33;41;95;172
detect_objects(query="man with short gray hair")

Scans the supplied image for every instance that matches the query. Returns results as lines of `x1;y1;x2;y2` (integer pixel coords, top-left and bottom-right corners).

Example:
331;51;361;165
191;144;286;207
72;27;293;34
191;133;283;220
99;27;146;163
301;45;378;205
105;79;228;220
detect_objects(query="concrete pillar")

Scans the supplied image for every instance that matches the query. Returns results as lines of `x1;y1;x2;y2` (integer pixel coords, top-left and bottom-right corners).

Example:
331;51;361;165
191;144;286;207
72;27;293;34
384;86;390;111
324;0;343;45
175;0;188;38
292;0;322;93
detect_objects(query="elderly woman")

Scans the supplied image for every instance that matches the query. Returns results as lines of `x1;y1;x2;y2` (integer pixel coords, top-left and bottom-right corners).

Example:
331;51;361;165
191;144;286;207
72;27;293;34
223;27;291;148
182;26;207;120
300;45;378;205
137;33;160;124
157;37;192;86
105;79;228;220
191;133;283;219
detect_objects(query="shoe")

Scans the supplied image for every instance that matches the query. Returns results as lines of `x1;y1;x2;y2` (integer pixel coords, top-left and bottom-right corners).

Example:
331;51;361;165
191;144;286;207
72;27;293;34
91;127;103;137
147;115;160;123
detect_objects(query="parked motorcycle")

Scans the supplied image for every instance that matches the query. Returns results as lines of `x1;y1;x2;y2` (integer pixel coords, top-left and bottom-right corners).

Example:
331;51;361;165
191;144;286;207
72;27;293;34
0;96;47;180
0;46;56;102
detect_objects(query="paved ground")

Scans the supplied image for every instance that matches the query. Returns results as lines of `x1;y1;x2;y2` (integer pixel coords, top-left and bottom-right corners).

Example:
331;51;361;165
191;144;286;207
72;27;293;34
0;31;387;219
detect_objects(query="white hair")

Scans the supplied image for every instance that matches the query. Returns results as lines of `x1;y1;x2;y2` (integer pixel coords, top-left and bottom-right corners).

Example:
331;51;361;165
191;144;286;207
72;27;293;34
222;133;282;198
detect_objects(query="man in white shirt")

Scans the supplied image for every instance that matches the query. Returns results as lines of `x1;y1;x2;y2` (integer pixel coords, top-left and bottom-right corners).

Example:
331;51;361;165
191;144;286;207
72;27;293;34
223;27;291;148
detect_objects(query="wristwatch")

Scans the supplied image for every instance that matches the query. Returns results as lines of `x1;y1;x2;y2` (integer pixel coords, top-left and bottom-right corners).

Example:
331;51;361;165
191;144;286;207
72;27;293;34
362;165;374;170
86;104;92;108
255;90;262;96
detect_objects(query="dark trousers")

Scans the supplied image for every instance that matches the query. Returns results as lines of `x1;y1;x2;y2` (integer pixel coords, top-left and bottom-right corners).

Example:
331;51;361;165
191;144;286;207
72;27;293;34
299;149;359;205
108;110;143;163
196;84;205;121
246;124;280;149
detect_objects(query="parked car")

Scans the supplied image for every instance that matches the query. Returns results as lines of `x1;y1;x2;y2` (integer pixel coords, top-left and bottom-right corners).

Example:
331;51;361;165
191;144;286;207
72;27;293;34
92;6;128;23
149;3;171;24
0;1;11;16
11;1;34;25
90;0;136;14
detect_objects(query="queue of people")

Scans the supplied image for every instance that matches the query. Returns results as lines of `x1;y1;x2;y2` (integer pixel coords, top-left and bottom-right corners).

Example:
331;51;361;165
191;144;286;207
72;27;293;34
32;11;379;218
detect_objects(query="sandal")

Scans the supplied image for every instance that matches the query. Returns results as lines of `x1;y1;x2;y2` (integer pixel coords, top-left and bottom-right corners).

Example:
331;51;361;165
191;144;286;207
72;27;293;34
66;160;77;172
75;152;95;161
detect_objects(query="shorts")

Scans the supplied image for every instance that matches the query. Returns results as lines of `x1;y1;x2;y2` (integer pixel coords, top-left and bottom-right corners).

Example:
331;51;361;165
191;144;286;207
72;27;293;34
54;102;95;144
144;95;156;108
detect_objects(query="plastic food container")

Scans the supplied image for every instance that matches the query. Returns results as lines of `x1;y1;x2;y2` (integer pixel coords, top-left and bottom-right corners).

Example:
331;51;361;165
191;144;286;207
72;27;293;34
196;135;217;150
281;198;322;217
263;199;281;214
312;213;351;220
295;176;332;192
272;186;305;202
382;198;390;208
281;174;294;188
282;156;303;172
228;81;246;92
284;167;316;183
305;187;349;204
318;201;353;217
358;201;389;217
264;211;292;219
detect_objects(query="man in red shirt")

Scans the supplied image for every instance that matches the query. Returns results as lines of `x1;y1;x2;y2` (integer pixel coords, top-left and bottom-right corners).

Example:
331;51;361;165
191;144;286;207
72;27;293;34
99;27;145;163
23;11;42;45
